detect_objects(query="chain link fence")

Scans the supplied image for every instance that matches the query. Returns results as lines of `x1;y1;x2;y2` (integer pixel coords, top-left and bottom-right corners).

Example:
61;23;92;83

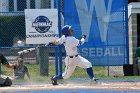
0;0;139;84
0;46;60;82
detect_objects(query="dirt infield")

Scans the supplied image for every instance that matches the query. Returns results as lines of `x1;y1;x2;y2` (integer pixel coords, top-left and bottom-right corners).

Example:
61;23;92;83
1;80;140;92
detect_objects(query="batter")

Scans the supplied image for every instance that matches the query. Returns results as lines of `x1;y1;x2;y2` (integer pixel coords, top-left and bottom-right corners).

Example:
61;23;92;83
51;25;96;85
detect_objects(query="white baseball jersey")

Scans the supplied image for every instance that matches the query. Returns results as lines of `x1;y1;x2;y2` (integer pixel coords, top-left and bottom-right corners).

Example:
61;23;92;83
57;35;92;79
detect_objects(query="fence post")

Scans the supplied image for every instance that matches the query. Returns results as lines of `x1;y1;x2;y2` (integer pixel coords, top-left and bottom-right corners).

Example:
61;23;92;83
38;46;49;76
55;46;58;75
58;0;62;75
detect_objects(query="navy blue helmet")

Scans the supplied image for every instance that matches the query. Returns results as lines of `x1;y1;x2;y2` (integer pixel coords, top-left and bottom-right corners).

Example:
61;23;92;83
61;25;72;37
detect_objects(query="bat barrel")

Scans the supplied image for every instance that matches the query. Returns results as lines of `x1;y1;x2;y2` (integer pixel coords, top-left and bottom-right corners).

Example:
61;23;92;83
18;48;36;55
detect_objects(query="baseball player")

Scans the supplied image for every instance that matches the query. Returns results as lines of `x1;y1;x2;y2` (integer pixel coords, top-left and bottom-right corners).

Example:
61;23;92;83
0;54;15;86
13;58;30;80
51;25;96;85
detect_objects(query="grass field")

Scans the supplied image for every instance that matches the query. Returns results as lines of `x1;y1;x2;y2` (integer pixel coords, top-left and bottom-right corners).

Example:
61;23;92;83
1;63;140;82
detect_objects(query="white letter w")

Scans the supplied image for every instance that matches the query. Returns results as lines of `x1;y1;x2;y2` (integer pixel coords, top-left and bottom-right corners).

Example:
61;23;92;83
75;0;112;42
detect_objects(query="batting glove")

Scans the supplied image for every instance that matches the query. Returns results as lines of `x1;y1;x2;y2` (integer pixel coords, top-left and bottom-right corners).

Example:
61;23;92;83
81;35;86;39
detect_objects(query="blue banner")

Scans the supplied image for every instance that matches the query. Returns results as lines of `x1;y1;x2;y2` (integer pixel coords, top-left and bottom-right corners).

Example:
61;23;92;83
64;0;128;66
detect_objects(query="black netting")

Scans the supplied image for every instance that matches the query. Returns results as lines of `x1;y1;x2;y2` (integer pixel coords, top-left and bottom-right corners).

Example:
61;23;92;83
0;0;138;83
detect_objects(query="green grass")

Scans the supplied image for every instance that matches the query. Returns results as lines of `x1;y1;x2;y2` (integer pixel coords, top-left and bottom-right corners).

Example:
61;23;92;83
1;63;104;82
1;64;140;82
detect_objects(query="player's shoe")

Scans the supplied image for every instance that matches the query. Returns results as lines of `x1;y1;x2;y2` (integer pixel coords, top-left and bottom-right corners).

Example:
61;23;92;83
91;77;97;83
51;76;58;85
92;77;96;81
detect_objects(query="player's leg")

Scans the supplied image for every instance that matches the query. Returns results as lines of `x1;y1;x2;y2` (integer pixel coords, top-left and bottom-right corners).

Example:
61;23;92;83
86;67;95;80
62;61;76;79
51;57;77;85
77;55;95;80
54;57;76;79
52;74;63;79
51;57;69;85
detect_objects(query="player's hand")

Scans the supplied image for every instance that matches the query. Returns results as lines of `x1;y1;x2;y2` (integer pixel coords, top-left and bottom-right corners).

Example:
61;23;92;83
48;42;55;46
81;35;86;39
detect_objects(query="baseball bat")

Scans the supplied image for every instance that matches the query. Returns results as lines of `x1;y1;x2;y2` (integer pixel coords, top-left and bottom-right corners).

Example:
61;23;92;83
18;48;36;55
17;44;47;55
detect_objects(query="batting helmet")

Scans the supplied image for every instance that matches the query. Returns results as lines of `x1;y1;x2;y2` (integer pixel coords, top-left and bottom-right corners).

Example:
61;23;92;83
61;25;72;37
